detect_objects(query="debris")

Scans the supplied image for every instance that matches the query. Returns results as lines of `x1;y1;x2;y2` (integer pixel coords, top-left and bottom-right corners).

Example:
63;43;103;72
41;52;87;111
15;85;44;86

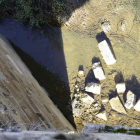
116;83;126;94
125;90;136;109
109;96;127;114
102;96;109;103
93;62;106;80
134;98;140;111
98;40;116;65
85;82;101;94
96;110;107;121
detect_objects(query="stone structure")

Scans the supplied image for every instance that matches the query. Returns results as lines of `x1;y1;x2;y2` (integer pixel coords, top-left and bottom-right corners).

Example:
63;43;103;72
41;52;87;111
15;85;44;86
85;82;101;94
101;20;111;32
134;98;140;111
125;91;136;109
0;34;74;131
109;96;126;114
116;83;126;94
92;62;106;80
98;40;116;65
96;110;107;121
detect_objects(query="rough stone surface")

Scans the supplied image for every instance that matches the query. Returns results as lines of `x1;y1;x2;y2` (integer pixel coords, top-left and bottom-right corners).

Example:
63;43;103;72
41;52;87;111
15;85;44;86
96;110;107;121
109;96;127;114
116;83;126;93
85;82;101;94
92;62;106;80
1;131;140;140
125;90;136;109
98;40;116;65
134;98;140;111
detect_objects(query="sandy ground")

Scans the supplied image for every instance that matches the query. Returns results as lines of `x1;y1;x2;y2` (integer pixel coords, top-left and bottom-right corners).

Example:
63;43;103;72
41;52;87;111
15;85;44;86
61;0;140;131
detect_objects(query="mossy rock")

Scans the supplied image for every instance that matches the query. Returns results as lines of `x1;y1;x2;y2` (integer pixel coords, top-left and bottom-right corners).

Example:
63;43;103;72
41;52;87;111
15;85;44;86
129;129;140;135
113;128;127;133
105;125;114;132
126;131;136;135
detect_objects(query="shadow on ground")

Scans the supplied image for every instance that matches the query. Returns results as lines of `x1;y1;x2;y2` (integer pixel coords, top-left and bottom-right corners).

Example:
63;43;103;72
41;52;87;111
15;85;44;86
0;0;89;129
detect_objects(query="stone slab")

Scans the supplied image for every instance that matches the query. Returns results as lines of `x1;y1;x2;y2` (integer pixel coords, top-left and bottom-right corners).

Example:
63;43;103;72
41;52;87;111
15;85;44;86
98;40;116;65
93;62;106;80
125;90;136;109
109;96;126;114
134;98;140;111
116;83;126;94
85;82;101;94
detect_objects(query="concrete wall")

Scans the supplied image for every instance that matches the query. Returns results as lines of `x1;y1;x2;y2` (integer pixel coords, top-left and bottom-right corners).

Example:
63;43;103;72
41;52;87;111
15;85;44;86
0;34;74;131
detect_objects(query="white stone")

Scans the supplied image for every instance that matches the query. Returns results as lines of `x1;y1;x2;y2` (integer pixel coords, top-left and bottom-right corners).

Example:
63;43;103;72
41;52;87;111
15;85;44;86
96;110;107;121
82;95;94;105
109;96;127;114
102;98;109;103
85;82;101;94
134;98;140;111
101;21;111;32
82;95;94;104
98;40;116;65
116;83;126;93
92;62;106;80
125;91;136;109
78;70;84;77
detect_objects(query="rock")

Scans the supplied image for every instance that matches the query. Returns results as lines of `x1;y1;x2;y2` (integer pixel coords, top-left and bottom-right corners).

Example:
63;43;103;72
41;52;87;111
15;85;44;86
78;70;84;77
125;90;136;109
126;131;136;135
85;82;101;94
73;108;82;117
96;110;107;121
116;83;126;93
134;98;140;111
101;20;111;32
102;96;109;103
82;95;94;105
109;96;127;114
121;20;126;31
98;40;116;65
92;62;106;80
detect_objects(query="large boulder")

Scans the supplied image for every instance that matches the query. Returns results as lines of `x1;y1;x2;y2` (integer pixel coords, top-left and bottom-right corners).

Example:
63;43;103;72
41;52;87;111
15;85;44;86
109;96;126;114
98;40;116;65
92;62;106;80
85;82;101;94
125;90;136;109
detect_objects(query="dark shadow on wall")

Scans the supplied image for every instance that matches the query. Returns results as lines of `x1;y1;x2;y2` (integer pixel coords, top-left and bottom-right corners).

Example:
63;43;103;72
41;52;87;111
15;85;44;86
9;40;76;128
0;0;89;129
